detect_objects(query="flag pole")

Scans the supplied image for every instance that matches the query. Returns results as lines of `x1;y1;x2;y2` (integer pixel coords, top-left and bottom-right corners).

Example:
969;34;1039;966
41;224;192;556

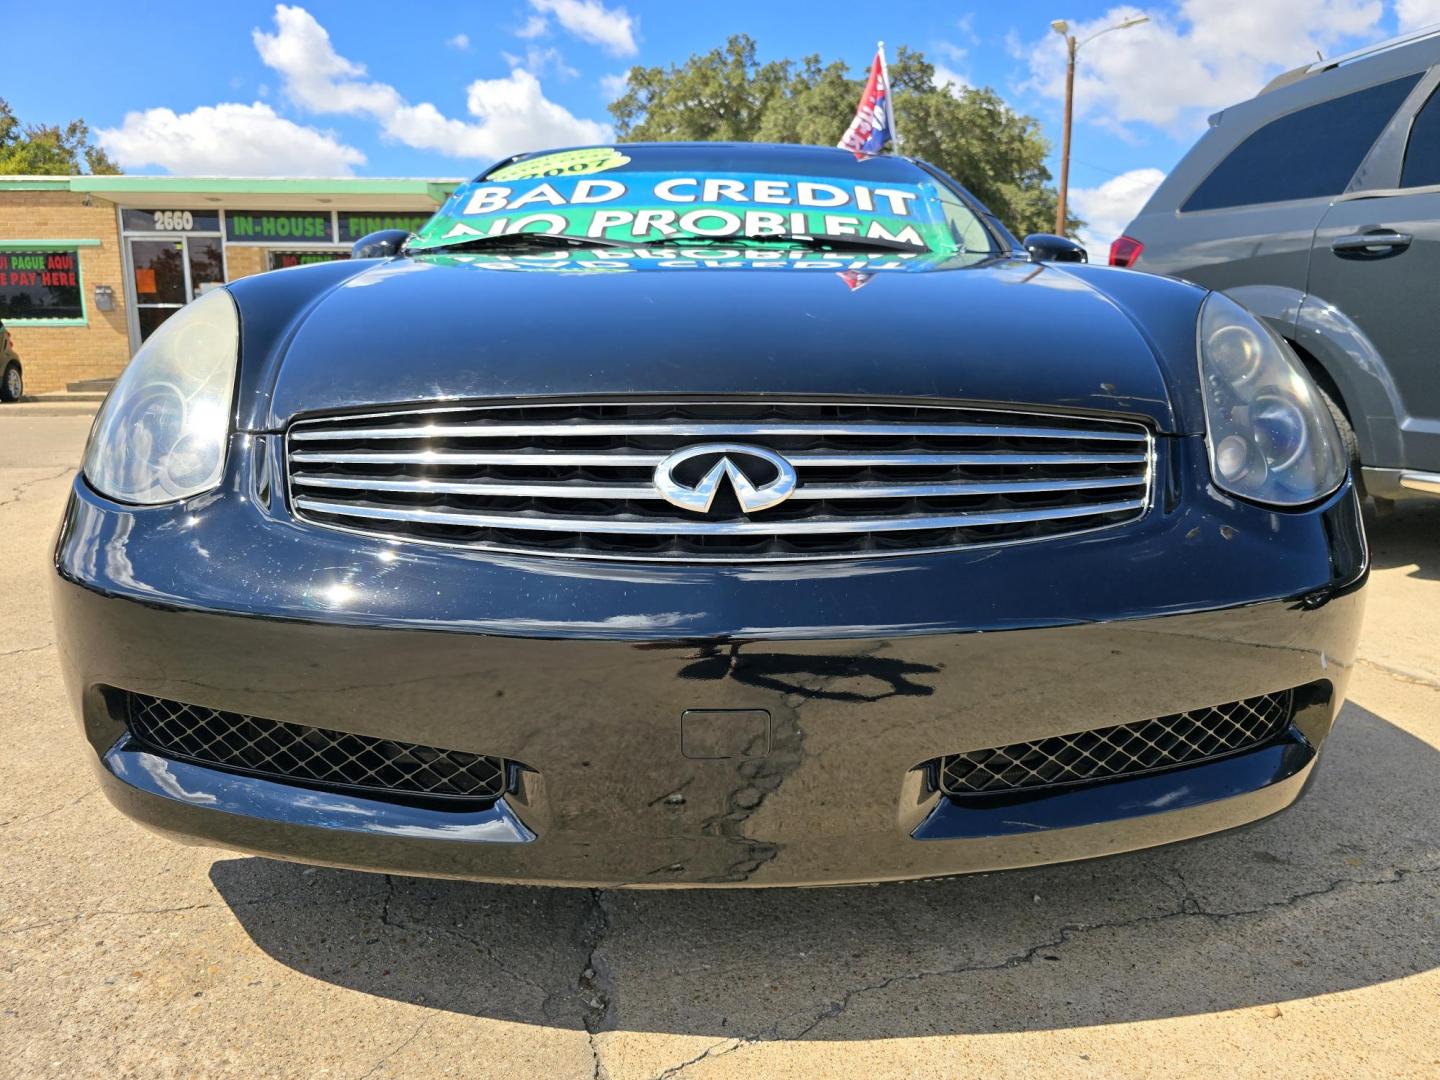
877;41;901;154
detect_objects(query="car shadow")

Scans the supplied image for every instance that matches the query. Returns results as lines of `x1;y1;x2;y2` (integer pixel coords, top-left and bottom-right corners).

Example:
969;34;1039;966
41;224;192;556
209;699;1439;1040
1366;498;1440;581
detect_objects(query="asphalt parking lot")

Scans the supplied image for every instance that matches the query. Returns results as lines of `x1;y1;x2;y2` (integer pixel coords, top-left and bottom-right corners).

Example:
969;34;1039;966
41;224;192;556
2;412;1438;1079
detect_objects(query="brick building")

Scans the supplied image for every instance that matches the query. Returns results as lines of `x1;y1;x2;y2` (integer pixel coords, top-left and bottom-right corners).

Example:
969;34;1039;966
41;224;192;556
0;176;460;394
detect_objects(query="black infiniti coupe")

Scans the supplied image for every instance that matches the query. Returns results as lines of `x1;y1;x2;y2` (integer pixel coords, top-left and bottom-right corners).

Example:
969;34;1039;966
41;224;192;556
52;143;1366;887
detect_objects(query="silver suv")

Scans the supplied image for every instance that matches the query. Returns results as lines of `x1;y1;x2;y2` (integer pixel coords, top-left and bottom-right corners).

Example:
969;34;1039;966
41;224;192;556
1115;26;1440;502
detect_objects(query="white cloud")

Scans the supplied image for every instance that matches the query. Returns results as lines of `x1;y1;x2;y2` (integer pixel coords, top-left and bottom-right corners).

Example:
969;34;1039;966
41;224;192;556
600;71;630;101
502;45;579;79
98;102;366;175
932;38;970;95
464;69;610;152
446;33;471;50
935;40;969;63
254;4;610;159
528;0;636;56
254;6;403;116
932;64;970;96
516;14;549;39
1070;167;1166;260
1396;0;1440;29
1021;1;1386;133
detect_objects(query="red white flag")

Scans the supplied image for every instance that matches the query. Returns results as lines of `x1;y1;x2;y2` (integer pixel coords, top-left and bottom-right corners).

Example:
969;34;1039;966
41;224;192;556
838;45;897;157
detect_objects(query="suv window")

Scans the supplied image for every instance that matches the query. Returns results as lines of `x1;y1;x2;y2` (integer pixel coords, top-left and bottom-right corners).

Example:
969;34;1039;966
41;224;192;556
1182;74;1421;212
1401;85;1440;188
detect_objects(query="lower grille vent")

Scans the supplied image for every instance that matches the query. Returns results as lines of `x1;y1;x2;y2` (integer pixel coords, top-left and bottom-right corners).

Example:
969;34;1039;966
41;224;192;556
937;691;1294;797
124;693;508;802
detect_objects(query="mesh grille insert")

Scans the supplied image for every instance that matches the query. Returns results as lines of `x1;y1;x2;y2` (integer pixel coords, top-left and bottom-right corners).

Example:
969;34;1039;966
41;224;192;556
937;691;1294;797
125;693;507;802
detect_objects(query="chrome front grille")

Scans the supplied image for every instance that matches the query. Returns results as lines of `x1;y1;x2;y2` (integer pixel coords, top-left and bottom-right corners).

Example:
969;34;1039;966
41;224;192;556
936;691;1295;797
286;401;1153;561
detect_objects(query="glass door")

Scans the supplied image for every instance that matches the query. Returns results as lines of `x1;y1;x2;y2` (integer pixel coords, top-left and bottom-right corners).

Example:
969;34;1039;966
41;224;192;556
129;238;187;342
129;236;227;342
187;235;226;299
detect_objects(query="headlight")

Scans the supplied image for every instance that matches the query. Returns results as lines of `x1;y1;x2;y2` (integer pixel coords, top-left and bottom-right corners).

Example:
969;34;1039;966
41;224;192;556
84;288;239;505
1197;292;1347;507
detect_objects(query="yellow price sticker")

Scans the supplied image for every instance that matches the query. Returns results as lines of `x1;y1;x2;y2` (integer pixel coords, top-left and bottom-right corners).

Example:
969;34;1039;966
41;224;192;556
489;148;632;181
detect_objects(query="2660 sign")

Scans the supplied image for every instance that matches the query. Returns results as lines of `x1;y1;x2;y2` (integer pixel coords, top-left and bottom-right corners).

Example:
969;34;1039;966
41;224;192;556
120;209;221;233
153;210;194;231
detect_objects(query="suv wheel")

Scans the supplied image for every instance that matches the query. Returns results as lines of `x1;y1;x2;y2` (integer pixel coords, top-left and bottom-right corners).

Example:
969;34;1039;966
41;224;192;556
0;362;21;403
1315;383;1360;484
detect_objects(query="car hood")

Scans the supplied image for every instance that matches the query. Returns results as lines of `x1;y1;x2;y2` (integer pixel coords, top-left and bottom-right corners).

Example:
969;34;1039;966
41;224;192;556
243;251;1203;433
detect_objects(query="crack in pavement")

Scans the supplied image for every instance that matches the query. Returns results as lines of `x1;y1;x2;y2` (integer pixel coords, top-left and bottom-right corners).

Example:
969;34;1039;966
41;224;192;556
777;864;1440;1042
373;881;619;1077
1357;656;1440;691
354;1011;436;1080
1;883;388;936
379;873;396;929
0;466;75;509
580;889;616;1079
0;790;93;831
587;1031;608;1080
653;1037;748;1079
374;875;555;1004
316;855;1440;1079
1;901;230;936
646;862;1440;1075
0;641;53;659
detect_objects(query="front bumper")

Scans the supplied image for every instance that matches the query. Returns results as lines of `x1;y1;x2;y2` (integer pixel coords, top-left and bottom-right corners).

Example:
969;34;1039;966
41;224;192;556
52;435;1368;887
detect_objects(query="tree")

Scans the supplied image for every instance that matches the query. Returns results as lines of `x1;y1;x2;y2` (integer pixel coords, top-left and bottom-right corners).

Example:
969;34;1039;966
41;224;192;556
0;99;120;175
610;36;1078;239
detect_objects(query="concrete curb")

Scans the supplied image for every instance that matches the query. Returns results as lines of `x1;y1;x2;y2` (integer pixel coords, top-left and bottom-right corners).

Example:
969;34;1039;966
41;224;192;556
3;402;100;418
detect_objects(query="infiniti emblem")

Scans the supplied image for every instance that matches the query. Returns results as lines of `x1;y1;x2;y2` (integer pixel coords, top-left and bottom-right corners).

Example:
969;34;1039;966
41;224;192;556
653;443;799;514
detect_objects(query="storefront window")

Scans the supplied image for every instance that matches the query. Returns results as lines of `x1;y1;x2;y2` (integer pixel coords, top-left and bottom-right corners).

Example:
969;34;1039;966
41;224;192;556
268;250;351;270
0;248;85;323
109;202;444;344
189;236;226;292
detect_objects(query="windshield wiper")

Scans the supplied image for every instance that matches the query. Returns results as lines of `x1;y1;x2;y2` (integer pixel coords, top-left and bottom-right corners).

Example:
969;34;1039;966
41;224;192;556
414;231;643;254
639;232;929;254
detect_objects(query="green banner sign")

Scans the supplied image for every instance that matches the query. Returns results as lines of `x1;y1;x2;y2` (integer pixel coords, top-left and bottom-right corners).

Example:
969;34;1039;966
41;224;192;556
410;169;970;254
225;211;334;243
338;212;433;242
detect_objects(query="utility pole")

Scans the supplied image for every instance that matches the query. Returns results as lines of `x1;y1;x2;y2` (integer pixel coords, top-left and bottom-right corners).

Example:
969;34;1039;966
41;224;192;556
1055;32;1077;237
1051;15;1149;236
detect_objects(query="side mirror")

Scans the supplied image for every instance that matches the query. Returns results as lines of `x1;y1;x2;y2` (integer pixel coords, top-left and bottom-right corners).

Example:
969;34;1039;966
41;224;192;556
352;229;412;259
1023;233;1088;263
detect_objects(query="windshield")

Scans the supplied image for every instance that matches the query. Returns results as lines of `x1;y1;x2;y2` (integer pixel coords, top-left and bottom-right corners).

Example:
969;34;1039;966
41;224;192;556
407;144;996;257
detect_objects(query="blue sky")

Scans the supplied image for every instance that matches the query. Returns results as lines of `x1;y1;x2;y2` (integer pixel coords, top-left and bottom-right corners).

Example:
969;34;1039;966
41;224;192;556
6;0;1437;250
